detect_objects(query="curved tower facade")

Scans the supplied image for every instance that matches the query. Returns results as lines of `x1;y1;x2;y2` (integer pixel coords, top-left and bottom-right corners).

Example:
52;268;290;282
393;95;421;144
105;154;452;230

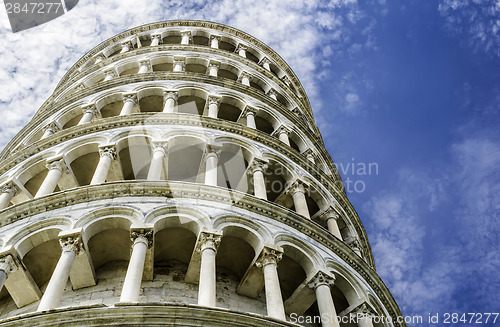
0;21;403;326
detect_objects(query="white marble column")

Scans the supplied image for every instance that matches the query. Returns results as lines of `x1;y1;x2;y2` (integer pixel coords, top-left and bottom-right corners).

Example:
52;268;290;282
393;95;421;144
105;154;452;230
180;31;192;45
78;104;100;125
150;33;162;46
355;304;376;327
236;44;247;58
41;122;60;140
147;142;168;180
259;57;271;71
204;145;220;186
196;231;222;307
289;180;310;218
268;89;278;101
308;272;340;327
90;145;117;185
207;96;220;118
0;255;17;291
120;41;133;53
120;93;138;116
210;35;221;49
248;158;268;200
208;61;220;77
239;72;252;86
321;207;343;240
163;91;178;113
138;59;151;74
103;69;117;82
94;53;105;64
120;229;153;303
244;107;257;129
37;236;82;311
274;126;291;146
303;149;316;164
35;158;66;198
173;58;186;72
347;239;363;257
256;247;285;320
0;182;18;210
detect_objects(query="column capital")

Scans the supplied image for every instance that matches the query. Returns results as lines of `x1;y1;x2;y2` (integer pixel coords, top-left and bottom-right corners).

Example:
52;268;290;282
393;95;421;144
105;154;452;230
42;121;60;134
267;88;278;97
150;33;162;43
173;57;186;67
94;53;106;63
242;105;258;117
256;246;283;268
163;90;179;101
123;92;138;105
281;75;291;86
45;157;67;172
321;206;341;221
207;95;221;106
180;30;192;38
235;43;248;52
131;228;154;248
0;254;18;274
247;158;268;175
287;179;309;196
272;125;291;137
82;104;100;116
259;57;271;65
196;230;223;253
138;59;152;71
208;60;221;69
121;40;133;49
205;144;222;159
0;181;19;195
98;144;117;160
210;35;221;41
59;235;83;254
308;271;335;290
302;148;316;160
347;238;361;252
104;69;117;79
152;141;168;156
238;71;253;82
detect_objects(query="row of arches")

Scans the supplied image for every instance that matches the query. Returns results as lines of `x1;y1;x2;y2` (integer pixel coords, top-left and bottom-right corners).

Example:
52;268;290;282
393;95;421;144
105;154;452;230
79;53;295;109
0;206;386;326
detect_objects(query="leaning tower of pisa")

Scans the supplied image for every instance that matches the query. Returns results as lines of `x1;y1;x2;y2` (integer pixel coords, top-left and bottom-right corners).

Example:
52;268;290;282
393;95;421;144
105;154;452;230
0;21;404;326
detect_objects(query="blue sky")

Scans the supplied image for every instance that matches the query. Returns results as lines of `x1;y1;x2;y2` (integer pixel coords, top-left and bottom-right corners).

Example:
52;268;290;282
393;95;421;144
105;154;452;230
0;0;498;325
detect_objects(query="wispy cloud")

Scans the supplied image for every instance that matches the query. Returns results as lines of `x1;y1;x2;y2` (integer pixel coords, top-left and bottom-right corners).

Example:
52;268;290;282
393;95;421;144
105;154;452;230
438;0;500;57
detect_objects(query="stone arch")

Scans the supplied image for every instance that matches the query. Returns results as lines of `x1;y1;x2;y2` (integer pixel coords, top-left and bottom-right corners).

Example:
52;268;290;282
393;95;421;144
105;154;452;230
325;260;364;308
185;57;208;74
136;86;165;113
114;134;155;180
116;59;140;76
217;92;245;123
165;134;207;183
176;86;210;116
150;55;174;72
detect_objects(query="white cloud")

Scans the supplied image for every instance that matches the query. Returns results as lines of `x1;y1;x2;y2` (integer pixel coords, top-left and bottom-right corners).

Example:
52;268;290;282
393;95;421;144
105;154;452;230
438;0;500;57
0;0;380;151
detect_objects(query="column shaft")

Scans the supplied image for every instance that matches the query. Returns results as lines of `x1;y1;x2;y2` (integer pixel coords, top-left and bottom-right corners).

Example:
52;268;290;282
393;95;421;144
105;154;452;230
120;100;135;116
263;262;286;320
292;189;310;218
278;132;290;146
209;66;218;77
0;192;14;210
327;218;343;240
198;247;217;306
246;112;256;129
37;250;76;311
147;147;167;180
120;238;148;303
78;111;94;125
253;169;267;200
205;154;218;186
208;102;218;118
210;37;219;48
0;271;6;292
35;165;63;198
91;154;113;185
138;65;149;74
315;284;340;327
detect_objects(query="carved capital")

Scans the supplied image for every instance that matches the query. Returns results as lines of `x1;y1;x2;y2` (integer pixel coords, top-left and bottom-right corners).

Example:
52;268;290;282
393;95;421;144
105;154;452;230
43;121;60;134
238;71;253;82
242;105;257;117
121;40;133;50
196;231;222;253
248;158;268;175
206;144;222;159
321;206;341;221
0;182;19;195
151;33;162;43
45;158;67;172
207;95;221;106
163;90;178;101
98;145;117;160
131;229;153;248
288;179;309;196
94;53;106;62
123;93;138;105
152;141;168;156
259;57;271;66
0;255;18;274
354;303;376;317
308;271;335;290
267;89;277;97
281;75;291;86
60;235;83;254
173;58;186;68
180;30;192;38
82;104;99;116
235;44;248;52
138;59;152;71
208;60;220;69
256;246;283;268
104;69;117;78
347;238;361;251
302;148;316;160
210;35;221;42
273;125;291;137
